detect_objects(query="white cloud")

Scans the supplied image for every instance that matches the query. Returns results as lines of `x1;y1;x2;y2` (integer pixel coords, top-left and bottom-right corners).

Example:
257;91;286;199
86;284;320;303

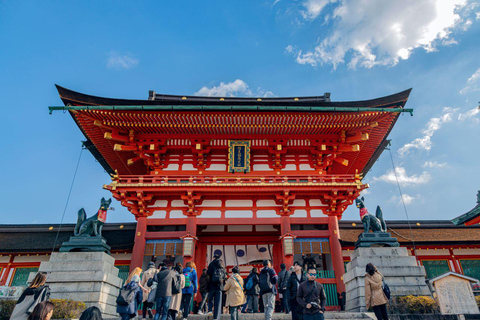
107;51;139;69
360;189;370;196
390;194;418;206
373;167;431;187
423;161;447;168
458;107;480;122
301;0;336;20
293;0;473;69
460;68;480;94
398;108;455;156
194;80;275;98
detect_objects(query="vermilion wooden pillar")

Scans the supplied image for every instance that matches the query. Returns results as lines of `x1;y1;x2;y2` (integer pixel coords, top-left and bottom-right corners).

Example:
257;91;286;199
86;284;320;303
183;215;197;264
328;215;346;294
130;217;147;272
280;215;294;267
0;255;14;285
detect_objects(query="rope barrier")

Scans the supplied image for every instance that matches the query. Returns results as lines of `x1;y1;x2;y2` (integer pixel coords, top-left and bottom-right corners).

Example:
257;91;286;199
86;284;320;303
51;145;84;253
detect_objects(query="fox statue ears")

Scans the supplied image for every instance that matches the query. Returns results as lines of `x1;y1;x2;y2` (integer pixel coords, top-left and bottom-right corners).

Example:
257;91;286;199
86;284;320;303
361;196;365;202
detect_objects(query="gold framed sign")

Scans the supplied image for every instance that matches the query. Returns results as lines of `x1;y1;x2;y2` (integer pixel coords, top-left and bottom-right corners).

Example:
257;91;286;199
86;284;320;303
228;140;251;173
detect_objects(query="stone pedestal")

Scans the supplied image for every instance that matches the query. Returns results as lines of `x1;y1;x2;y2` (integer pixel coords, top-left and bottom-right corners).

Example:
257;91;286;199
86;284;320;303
355;232;399;248
59;236;111;254
36;252;122;318
344;247;430;312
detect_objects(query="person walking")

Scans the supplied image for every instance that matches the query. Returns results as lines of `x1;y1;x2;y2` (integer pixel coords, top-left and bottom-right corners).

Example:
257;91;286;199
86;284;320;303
224;266;246;320
10;272;50;320
79;306;103;320
244;267;260;313
207;255;226;320
152;262;175;320
197;269;210;314
141;261;158;319
27;301;54;320
259;260;278;320
167;264;186;320
180;262;198;320
117;274;143;320
286;261;306;320
365;263;389;320
296;268;326;320
278;263;291;313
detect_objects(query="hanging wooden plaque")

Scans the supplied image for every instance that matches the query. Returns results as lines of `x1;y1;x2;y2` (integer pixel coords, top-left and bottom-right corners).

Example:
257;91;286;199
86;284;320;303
228;140;251;173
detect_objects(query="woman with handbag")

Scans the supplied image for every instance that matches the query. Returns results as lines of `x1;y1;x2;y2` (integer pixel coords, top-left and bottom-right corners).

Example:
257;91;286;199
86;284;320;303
224;266;246;320
141;262;158;319
365;263;389;320
10;272;50;320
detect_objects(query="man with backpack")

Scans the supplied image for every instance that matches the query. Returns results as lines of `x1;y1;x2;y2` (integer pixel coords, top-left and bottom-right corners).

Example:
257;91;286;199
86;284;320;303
296;268;326;320
278;263;291;313
207;255;226;320
180;262;198;320
152;262;175;320
244;267;260;313
286;261;307;320
259;260;278;320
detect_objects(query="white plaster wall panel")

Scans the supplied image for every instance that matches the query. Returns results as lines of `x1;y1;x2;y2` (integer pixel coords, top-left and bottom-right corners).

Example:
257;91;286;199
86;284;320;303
283;164;296;171
291;210;307;217
149;211;167;219
253;155;268;158
310;209;324;217
225;210;253;218
299;164;313;170
256;210;277;218
171;200;187;207
342;250;353;258
199;210;222;218
13;255;50;263
416;249;450;256
285;155;295;158
198;200;222;207
227;225;253;232
163;164;179;171
253;164;274;171
226;200;253;207
0;256;10;263
292;199;306;206
256;200;279;207
170;210;184;218
154;200;168;207
203;225;225;232
309;200;323;206
114;253;132;260
206;164;227;171
256;225;277;232
453;248;480;255
6;269;14;286
182;164;196;171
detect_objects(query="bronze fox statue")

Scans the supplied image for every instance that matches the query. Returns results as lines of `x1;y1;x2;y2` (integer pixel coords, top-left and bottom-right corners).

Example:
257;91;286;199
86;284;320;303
74;198;113;237
355;197;387;233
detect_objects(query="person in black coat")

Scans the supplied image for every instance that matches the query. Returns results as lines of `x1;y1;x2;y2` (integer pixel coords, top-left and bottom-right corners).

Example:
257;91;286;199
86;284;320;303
117;275;143;320
197;269;210;314
286;261;307;320
244;267;260;313
206;256;226;320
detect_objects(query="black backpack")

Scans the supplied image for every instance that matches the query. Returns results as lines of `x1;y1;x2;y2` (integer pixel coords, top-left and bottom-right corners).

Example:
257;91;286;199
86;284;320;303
116;285;136;306
259;270;273;294
172;273;182;294
211;267;225;285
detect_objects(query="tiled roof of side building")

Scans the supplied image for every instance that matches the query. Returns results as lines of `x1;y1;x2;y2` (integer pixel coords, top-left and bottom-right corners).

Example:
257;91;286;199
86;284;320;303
0;223;136;253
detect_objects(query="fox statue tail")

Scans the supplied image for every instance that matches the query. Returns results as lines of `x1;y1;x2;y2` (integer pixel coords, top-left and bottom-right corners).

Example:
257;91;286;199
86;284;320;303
376;205;387;232
74;208;87;236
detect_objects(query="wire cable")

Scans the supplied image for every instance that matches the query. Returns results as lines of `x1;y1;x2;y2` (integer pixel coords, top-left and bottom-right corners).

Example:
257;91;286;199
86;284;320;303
51;146;84;253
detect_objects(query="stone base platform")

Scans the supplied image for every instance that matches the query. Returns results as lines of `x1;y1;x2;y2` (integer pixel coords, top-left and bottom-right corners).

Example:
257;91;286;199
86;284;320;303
355;232;400;248
36;252;122;318
344;247;431;312
59;236;111;254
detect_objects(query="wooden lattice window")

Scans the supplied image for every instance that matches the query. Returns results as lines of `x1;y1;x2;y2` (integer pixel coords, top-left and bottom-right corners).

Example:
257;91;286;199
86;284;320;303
10;267;39;287
116;265;130;284
460;260;480;281
422;260;450;279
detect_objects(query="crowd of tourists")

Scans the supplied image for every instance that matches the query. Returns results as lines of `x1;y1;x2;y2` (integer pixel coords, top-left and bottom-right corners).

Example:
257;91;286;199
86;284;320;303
8;259;389;320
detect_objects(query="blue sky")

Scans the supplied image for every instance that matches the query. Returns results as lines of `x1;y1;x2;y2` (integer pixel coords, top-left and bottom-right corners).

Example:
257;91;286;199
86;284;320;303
0;0;479;225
